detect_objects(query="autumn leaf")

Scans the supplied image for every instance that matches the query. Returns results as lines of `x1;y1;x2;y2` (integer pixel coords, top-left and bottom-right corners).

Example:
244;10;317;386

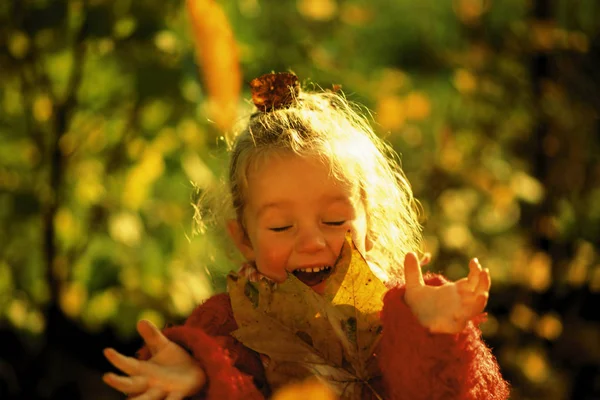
250;72;300;111
323;232;387;379
271;377;338;400
186;0;241;133
227;232;386;399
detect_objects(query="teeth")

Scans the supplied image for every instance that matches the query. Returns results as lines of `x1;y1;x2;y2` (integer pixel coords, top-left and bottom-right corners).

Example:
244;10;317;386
296;266;331;273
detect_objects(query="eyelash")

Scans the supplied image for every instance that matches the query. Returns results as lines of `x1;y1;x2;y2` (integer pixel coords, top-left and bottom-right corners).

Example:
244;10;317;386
324;221;346;226
269;221;346;232
269;226;291;232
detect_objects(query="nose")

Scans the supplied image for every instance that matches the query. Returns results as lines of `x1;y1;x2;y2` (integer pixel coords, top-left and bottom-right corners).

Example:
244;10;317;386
295;224;327;253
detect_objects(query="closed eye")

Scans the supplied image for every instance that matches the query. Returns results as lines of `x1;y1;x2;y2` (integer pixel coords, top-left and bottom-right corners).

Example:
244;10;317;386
324;221;346;226
269;226;292;232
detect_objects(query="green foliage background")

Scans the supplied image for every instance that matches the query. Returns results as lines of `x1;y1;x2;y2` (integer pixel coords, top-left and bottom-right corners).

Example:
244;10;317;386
0;0;598;399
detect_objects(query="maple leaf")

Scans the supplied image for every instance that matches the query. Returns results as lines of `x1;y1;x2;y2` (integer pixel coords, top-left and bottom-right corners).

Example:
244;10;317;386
250;72;300;111
227;232;387;399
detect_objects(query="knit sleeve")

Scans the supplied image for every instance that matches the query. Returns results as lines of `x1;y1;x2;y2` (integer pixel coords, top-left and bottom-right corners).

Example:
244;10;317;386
377;273;510;400
137;293;266;400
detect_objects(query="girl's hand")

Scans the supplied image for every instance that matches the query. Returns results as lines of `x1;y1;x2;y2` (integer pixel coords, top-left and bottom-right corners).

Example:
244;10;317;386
103;319;206;399
404;253;491;334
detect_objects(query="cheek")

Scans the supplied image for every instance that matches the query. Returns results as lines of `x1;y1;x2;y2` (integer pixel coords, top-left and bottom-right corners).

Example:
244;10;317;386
254;237;289;276
328;231;348;256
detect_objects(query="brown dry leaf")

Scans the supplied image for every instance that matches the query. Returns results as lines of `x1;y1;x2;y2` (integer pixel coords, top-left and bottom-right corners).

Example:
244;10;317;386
186;0;241;132
227;232;386;399
250;72;300;111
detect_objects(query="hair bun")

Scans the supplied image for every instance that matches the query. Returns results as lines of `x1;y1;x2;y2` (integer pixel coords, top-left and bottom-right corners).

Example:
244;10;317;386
250;72;300;112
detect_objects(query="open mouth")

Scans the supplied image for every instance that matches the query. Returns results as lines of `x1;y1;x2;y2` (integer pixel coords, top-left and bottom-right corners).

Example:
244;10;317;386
292;266;334;287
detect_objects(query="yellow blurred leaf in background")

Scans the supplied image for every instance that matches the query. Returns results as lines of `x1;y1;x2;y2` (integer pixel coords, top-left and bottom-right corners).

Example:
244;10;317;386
0;262;14;295
120;266;141;291
25;309;45;334
569;31;589;53
74;160;106;205
511;171;545;204
154;30;179;54
297;0;337;21
169;266;213;316
566;241;595;286
113;17;137;39
142;275;166;298
528;252;552;292
535;313;562;341
186;0;241;133
7;298;28;329
531;20;556;51
453;68;477;94
84;289;119;328
521;348;550;383
109;212;143;247
8;31;30;59
123;149;165;210
404;92;431;121
33;94;53;122
340;4;372;26
272;377;338;400
60;282;88;319
182;151;215;189
55;207;81;246
453;0;488;24
375;95;405;132
440;224;473;250
510;303;537;331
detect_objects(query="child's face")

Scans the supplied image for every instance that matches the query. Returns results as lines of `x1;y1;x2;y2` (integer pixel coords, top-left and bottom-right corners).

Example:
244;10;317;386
228;154;372;294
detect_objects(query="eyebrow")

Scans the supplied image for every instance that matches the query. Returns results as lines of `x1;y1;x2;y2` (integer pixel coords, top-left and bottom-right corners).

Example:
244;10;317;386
255;201;291;218
256;196;354;218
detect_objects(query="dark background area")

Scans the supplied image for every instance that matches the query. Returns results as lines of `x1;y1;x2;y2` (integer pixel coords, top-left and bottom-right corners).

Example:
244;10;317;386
1;0;599;399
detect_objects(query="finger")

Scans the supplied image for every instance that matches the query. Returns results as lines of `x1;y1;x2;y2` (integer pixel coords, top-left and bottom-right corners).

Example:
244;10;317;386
102;373;148;395
130;387;165;400
404;252;425;289
137;320;170;356
104;348;141;376
475;268;491;295
166;393;185;400
465;258;482;291
472;293;488;315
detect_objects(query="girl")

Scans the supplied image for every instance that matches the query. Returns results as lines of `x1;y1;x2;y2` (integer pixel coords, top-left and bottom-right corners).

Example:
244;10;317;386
103;72;510;399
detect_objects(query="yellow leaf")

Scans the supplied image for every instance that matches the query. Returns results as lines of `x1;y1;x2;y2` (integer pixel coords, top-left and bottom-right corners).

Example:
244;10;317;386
453;68;477;94
228;232;385;399
33;94;53;122
297;0;337;21
404;92;431;121
323;233;386;378
375;95;405;131
272;377;338;399
186;0;241;133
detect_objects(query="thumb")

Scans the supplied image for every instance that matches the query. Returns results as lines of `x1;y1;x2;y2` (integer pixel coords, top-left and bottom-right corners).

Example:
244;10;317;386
404;252;425;289
138;319;170;355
